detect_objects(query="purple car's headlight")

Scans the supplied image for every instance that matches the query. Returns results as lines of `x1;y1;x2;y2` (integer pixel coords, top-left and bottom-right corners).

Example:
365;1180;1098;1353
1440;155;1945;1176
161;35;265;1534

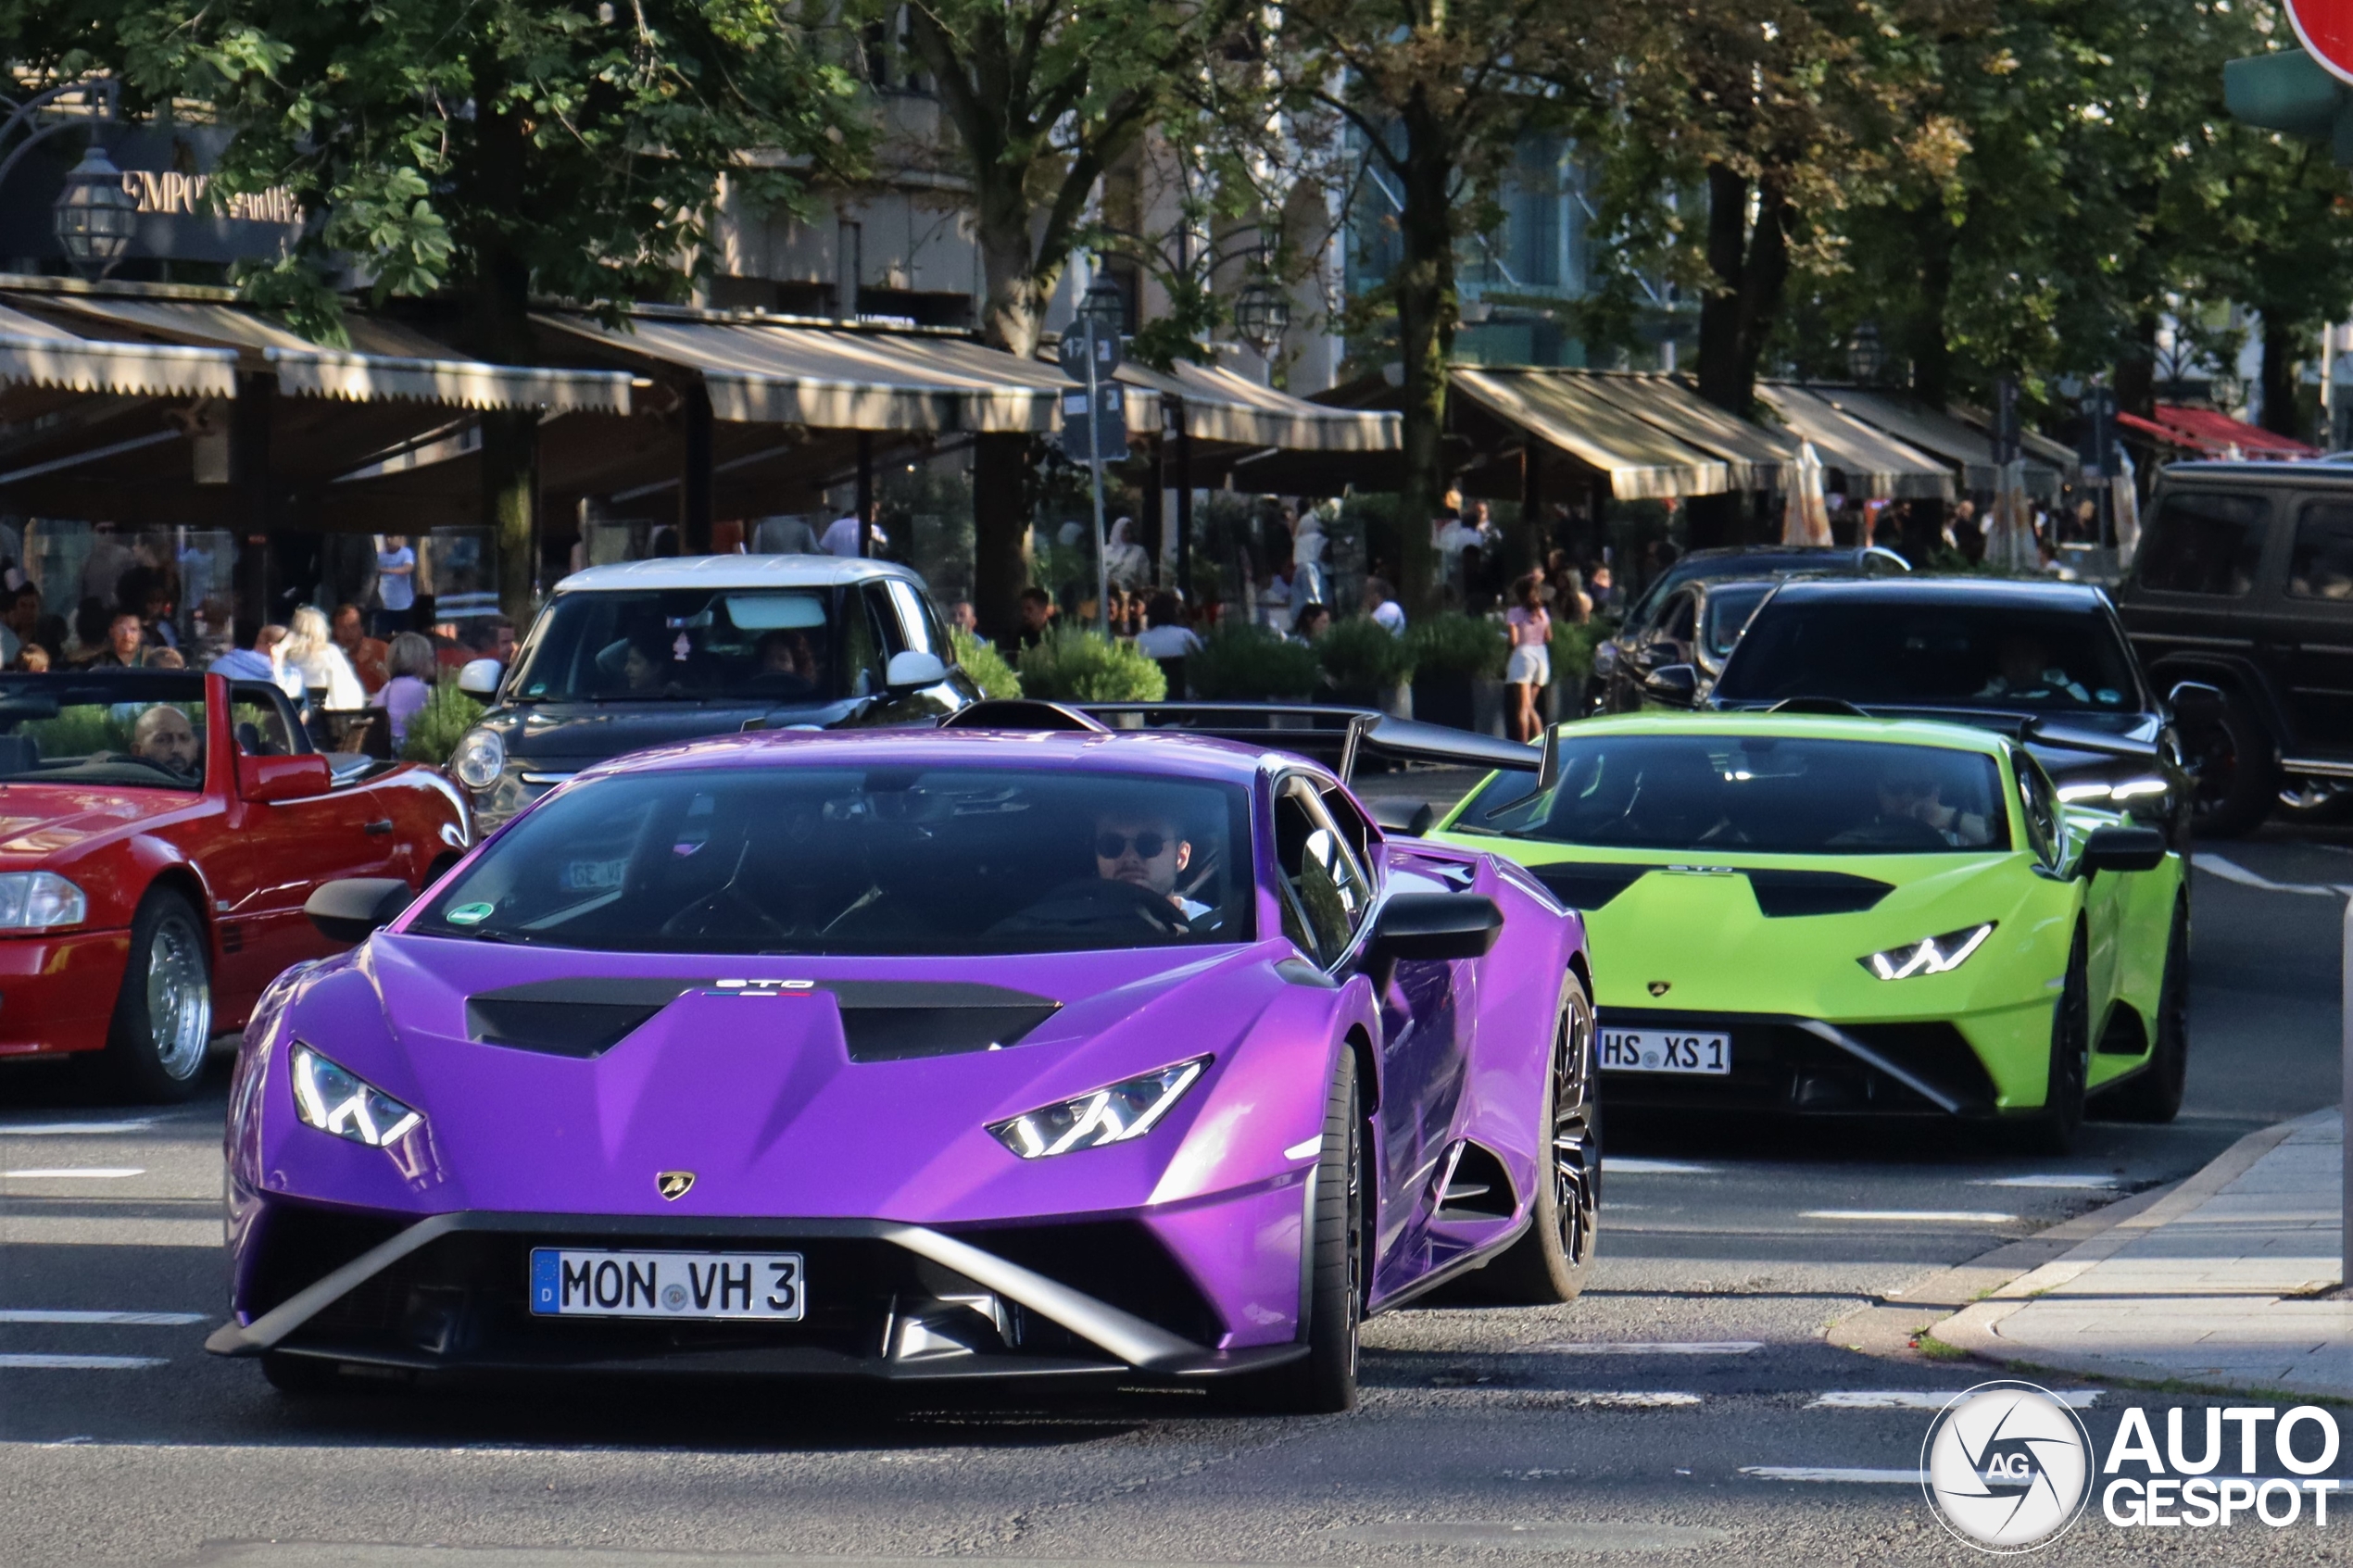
988;1057;1211;1160
290;1044;422;1148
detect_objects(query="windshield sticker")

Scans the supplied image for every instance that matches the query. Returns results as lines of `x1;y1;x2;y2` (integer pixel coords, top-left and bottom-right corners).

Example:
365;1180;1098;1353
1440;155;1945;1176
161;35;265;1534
446;901;496;926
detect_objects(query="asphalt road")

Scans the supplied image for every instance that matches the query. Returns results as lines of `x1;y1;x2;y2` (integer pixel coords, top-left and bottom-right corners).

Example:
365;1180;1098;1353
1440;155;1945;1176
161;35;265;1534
2;816;2350;1565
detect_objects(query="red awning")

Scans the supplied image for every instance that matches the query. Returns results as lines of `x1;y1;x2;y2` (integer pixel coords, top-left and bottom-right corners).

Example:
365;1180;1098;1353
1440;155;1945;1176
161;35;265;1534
2117;405;2322;458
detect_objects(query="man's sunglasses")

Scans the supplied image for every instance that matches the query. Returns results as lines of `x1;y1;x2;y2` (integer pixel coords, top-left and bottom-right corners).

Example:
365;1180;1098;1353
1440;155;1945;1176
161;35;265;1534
1096;831;1171;859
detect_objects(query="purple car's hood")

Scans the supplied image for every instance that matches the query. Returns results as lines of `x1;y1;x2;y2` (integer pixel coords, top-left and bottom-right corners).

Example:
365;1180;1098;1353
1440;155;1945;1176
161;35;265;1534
266;932;1327;1227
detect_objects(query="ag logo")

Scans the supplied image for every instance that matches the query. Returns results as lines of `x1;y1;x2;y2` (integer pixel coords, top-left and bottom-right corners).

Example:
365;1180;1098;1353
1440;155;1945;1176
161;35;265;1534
1920;1379;2092;1552
1647;980;1671;997
655;1171;696;1201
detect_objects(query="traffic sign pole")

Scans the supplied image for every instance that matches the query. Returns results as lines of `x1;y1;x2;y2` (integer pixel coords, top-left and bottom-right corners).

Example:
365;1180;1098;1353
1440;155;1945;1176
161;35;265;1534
1081;326;1111;633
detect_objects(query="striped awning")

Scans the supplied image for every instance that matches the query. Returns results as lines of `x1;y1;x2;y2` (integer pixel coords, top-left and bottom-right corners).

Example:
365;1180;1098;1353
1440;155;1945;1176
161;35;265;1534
1453;368;1760;497
0;302;237;400
1757;384;1956;500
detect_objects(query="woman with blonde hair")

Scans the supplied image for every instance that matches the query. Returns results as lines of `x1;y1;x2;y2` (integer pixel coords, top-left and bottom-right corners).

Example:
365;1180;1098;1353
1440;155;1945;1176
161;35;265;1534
274;605;367;713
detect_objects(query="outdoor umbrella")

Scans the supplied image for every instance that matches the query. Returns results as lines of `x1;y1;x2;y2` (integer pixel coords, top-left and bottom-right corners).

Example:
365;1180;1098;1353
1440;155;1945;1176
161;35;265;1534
1780;440;1832;546
1982;458;2037;572
2112;448;2142;565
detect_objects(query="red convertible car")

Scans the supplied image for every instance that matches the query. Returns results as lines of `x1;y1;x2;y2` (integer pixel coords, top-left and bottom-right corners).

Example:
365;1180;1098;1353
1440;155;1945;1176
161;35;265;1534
0;671;467;1100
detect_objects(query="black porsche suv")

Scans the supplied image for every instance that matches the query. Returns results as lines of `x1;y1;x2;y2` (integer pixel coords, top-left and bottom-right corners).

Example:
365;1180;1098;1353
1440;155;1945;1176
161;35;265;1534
2113;460;2353;835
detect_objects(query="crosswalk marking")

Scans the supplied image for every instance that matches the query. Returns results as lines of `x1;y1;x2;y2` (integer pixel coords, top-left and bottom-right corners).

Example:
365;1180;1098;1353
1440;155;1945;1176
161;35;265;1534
1974;1173;2120;1189
0;1122;157;1136
0;1311;206;1326
1743;1465;1922;1484
0;1354;167;1370
2;1169;145;1180
1604;1158;1718;1175
1522;1340;1764;1355
1808;1389;2102;1410
1802;1209;2014;1223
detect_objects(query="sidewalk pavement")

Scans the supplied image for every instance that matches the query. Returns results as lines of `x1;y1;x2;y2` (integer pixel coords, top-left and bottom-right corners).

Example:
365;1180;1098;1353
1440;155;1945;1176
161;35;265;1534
1929;1109;2353;1399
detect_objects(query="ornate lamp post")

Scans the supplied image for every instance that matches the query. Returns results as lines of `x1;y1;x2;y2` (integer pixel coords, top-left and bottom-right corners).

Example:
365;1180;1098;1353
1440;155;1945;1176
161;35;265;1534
1233;277;1290;358
1078;274;1127;338
1846;320;1885;385
53;146;136;280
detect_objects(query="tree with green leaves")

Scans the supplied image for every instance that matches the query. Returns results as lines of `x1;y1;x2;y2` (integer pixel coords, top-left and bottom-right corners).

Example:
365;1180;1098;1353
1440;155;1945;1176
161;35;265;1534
882;0;1251;635
107;0;861;621
1270;0;1592;613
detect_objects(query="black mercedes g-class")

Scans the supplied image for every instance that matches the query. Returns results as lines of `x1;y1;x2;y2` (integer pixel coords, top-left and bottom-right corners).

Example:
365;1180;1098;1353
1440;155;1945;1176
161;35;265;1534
2116;459;2353;835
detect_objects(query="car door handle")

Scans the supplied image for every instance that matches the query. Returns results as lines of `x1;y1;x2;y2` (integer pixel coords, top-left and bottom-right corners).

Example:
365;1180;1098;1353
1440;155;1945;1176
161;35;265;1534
363;819;394;835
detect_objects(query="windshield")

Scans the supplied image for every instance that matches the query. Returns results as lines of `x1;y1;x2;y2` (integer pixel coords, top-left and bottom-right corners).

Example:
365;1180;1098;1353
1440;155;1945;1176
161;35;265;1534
1715;599;2140;713
0;674;218;791
1702;583;1774;659
409;765;1256;955
1456;734;2010;854
505;588;871;704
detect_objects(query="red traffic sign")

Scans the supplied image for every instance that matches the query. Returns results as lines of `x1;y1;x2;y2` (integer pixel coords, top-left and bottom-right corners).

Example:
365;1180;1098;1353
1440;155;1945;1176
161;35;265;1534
2288;0;2353;85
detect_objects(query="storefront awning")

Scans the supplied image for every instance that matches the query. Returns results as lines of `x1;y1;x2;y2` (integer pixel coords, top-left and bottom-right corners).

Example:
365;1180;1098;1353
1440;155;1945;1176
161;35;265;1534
1582;373;1793;490
1806;386;2064;496
0;301;237;400
1118;360;1399;452
11;292;632;413
2119;405;2322;459
1757;384;1955;499
1451;368;1745;498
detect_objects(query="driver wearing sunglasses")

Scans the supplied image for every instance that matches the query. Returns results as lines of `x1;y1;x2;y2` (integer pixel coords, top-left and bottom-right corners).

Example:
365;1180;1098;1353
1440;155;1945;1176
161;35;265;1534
1094;810;1211;920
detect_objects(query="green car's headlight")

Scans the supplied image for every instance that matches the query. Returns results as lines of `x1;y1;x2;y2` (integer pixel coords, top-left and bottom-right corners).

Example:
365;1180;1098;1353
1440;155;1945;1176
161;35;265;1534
290;1044;422;1147
988;1058;1210;1159
1860;922;1995;981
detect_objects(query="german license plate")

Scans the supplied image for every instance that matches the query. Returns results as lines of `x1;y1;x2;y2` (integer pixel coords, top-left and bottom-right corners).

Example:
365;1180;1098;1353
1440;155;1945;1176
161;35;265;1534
1600;1029;1730;1075
528;1248;805;1321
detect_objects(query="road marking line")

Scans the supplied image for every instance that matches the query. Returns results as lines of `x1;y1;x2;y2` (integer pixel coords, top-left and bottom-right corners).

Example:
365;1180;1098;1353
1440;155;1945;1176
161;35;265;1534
1568;1391;1704;1408
1523;1340;1764;1355
0;1353;166;1370
1606;1158;1719;1174
1974;1174;2120;1188
2194;853;2353;898
0;1310;206;1326
2;1168;144;1180
1808;1389;2103;1410
1802;1210;2014;1223
0;1122;158;1136
1743;1465;1922;1484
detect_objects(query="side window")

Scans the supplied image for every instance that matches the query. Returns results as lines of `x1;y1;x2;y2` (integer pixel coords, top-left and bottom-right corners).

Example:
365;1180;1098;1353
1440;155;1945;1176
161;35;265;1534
1655;590;1697;647
1272;780;1372;967
1319;784;1378;870
2288;502;2353;601
2134;492;2269;596
883;580;942;659
2015;752;2058;865
227;682;313;757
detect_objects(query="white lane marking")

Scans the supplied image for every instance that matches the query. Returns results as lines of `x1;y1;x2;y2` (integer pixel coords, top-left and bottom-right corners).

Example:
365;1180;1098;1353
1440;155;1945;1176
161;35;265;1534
0;1353;166;1370
1743;1465;1922;1485
1569;1391;1704;1408
1802;1209;2014;1223
1282;1136;1323;1161
1974;1173;2120;1189
2194;853;2353;898
1524;1340;1764;1355
1606;1158;1719;1174
2;1168;144;1180
0;1311;206;1326
0;1122;158;1136
1809;1389;2103;1410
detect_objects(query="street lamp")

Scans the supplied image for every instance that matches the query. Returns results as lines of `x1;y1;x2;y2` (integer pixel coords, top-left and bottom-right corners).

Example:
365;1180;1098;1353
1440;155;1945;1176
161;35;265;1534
53;145;136;280
1078;273;1127;339
1233;277;1290;356
1846;320;1885;384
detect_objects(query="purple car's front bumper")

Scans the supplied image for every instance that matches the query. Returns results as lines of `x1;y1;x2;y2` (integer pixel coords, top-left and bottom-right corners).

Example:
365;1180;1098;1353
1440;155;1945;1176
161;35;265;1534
208;1192;1314;1382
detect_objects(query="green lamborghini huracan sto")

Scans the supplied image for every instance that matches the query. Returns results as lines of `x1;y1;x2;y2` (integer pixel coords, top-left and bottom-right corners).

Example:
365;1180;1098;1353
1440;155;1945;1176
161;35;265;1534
1432;712;2187;1151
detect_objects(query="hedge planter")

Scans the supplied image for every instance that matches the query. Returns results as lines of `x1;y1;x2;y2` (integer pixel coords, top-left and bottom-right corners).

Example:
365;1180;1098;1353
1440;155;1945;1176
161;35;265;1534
1329;682;1413;718
1411;674;1510;736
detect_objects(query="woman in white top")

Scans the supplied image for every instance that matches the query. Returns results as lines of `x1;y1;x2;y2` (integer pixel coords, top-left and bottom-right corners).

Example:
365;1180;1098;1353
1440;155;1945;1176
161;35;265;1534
1503;573;1553;744
275;605;369;713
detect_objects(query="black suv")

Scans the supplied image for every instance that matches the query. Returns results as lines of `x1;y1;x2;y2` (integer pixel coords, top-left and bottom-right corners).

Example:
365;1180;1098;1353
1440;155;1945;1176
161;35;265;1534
1710;576;2196;841
2116;460;2353;834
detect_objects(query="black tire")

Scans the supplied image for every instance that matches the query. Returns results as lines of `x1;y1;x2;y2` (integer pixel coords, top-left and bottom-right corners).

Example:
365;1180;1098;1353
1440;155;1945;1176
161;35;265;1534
2015;927;2090;1155
1243;1048;1365;1414
2183;690;2276;839
259;1351;341;1395
2102;897;2189;1124
94;889;213;1103
1472;972;1600;1304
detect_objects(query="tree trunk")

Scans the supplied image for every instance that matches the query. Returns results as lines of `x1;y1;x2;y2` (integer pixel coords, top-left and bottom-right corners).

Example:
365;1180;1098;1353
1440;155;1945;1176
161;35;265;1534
972;433;1031;640
1691;166;1792;551
1392;102;1455;618
1909;201;1957;408
2116;311;2159;420
469;54;542;626
2260;314;2304;440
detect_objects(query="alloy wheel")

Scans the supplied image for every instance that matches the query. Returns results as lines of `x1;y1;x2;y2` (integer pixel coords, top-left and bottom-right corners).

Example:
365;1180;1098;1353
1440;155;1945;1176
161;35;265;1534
145;912;211;1082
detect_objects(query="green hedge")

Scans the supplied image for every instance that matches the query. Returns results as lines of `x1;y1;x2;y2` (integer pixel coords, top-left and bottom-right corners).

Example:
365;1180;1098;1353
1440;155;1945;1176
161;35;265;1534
1405;612;1509;680
402;683;485;764
1187;622;1323;701
949;627;1022;700
1548;618;1611;688
1316;615;1416;691
1014;628;1167;702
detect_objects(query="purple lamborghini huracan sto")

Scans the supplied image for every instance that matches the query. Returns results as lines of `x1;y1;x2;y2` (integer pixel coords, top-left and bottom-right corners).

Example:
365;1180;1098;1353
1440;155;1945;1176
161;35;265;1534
208;721;1597;1411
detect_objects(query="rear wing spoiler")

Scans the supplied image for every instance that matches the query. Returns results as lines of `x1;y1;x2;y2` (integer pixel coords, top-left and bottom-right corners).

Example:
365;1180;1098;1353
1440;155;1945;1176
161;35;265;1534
939;699;1542;787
